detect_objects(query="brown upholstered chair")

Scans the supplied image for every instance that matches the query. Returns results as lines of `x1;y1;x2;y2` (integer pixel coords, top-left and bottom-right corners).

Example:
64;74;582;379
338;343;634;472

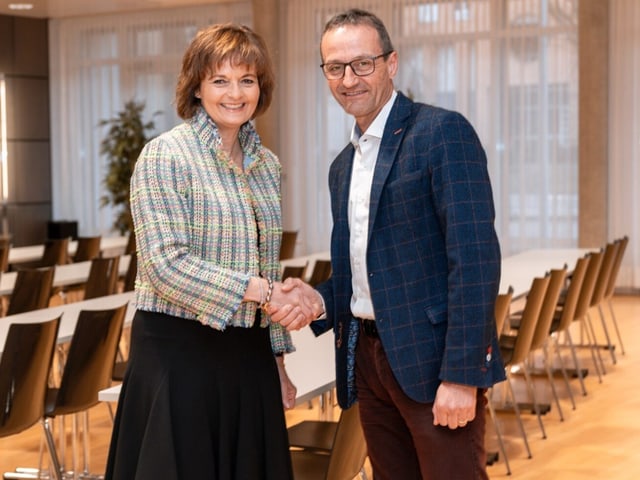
307;260;332;287
279;230;298;260
0;317;62;480
42;305;127;479
289;404;367;480
71;236;102;263
6;266;56;316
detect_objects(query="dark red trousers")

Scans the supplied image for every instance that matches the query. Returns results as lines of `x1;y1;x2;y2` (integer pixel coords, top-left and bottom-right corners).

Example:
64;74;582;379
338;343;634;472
355;332;489;480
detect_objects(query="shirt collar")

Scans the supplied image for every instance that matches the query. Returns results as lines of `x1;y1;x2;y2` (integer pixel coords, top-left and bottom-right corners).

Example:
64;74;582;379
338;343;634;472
350;90;398;147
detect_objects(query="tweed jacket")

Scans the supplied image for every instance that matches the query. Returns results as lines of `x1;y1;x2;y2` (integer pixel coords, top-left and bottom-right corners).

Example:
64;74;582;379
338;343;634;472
313;91;505;408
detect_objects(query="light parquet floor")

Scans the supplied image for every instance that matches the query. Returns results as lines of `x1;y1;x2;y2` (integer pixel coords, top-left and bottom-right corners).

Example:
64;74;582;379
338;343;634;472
0;295;639;479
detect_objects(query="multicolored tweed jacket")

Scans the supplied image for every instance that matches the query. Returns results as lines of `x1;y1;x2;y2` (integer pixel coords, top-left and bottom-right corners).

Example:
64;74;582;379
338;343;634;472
130;106;293;353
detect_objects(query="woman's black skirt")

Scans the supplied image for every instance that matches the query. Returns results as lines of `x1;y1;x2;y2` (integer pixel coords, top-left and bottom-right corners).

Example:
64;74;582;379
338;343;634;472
105;310;293;480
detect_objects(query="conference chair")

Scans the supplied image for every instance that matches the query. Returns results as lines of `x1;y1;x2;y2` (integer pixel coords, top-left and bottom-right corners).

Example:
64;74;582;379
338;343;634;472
0;317;61;480
42;304;127;479
289;404;368;480
282;264;306;281
548;254;591;400
124;231;136;255
122;252;137;292
83;256;121;300
62;256;121;303
6;266;56;316
587;240;620;367
568;250;605;383
280;230;298;260
71;236;102;263
40;238;70;267
307;260;332;287
521;267;568;421
0;242;9;273
601;236;629;355
486;287;514;475
495;274;550;458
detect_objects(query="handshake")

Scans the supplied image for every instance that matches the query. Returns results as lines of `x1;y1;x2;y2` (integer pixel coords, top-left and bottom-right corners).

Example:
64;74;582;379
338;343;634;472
261;277;324;331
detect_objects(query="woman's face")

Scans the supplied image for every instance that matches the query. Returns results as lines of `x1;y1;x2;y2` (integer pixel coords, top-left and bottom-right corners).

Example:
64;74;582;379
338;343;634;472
196;59;260;132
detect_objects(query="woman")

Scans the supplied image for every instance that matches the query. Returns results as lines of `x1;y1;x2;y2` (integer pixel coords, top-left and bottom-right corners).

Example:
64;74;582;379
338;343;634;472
105;24;319;479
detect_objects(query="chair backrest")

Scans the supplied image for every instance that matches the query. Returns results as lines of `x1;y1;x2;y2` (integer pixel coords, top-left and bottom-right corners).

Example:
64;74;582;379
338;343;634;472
604;235;629;300
0;316;61;437
123;252;137;292
507;275;550;366
72;236;102;263
83;256;120;300
7;266;56;316
50;304;127;416
494;286;514;335
308;260;332;287
125;231;136;255
325;404;368;480
282;264;306;281
0;243;9;273
40;238;70;266
554;254;591;334
573;250;603;320
530;267;567;351
280;230;298;260
590;241;619;308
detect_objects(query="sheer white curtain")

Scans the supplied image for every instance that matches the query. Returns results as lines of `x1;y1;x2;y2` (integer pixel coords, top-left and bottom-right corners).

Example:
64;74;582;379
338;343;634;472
49;3;251;237
279;0;579;257
610;0;639;288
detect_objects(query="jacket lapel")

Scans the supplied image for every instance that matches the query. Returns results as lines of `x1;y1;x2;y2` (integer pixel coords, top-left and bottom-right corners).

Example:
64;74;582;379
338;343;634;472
368;93;412;239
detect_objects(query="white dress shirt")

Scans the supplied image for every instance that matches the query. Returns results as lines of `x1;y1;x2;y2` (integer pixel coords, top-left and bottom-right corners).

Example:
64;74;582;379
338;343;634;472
348;91;397;320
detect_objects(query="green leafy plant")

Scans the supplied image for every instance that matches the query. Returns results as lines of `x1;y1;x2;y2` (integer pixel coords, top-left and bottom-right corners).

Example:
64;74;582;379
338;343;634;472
99;100;159;234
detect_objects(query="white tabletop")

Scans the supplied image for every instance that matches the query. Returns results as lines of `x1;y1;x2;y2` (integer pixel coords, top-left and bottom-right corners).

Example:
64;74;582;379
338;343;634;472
7;236;129;266
0;254;131;296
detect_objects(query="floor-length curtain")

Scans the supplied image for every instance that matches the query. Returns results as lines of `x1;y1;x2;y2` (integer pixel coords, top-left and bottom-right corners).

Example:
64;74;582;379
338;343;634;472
609;0;639;289
279;0;579;257
49;3;251;237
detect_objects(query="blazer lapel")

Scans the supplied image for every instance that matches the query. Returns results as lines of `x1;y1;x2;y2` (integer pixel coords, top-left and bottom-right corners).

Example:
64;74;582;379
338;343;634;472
368;93;412;239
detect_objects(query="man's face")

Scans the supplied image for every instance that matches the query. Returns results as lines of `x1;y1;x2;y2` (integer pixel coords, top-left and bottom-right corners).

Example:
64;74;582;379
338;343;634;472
320;24;397;132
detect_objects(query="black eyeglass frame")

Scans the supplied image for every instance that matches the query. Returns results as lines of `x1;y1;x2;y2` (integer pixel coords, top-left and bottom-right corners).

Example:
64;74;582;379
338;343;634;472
320;51;394;80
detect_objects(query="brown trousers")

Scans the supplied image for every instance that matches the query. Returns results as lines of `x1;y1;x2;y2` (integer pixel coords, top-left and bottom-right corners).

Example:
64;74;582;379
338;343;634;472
355;333;489;480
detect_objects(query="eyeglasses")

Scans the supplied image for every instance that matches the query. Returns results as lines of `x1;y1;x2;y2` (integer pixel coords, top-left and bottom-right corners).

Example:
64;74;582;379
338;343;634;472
320;51;393;80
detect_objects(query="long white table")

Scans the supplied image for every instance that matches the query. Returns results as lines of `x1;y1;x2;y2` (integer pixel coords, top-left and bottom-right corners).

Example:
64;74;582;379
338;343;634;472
0;254;131;296
7;236;129;267
499;248;595;298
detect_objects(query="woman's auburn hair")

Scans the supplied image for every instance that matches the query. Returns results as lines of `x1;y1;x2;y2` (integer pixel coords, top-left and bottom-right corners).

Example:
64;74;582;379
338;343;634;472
175;23;275;120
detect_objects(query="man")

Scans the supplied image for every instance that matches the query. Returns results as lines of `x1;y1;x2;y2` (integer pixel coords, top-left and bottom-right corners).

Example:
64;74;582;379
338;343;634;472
310;8;505;479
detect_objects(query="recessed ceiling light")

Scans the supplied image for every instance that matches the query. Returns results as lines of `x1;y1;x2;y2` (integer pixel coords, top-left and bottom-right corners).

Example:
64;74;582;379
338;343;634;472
9;3;34;9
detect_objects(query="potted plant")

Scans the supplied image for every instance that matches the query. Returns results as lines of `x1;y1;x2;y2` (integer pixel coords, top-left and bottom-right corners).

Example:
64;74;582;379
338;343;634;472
99;100;159;234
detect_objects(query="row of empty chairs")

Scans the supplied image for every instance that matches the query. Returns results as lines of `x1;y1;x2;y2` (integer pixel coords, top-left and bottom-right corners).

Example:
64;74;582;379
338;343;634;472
0;304;128;479
489;235;630;475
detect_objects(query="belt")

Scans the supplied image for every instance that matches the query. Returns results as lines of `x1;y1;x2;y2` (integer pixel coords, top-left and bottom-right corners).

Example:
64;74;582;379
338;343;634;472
356;317;379;338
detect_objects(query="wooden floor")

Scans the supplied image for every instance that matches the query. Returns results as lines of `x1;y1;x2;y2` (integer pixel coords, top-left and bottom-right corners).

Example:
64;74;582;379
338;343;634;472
1;294;639;479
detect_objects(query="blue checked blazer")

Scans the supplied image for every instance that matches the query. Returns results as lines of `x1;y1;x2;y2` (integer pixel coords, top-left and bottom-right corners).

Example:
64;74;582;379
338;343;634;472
313;91;506;409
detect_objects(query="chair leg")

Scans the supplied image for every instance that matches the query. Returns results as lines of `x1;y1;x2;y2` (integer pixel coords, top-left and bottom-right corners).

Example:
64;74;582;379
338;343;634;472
487;388;512;475
41;418;64;480
563;329;588;395
597;304;617;364
541;343;564;421
552;334;576;409
521;364;546;439
583;315;605;379
607;299;626;355
503;375;533;458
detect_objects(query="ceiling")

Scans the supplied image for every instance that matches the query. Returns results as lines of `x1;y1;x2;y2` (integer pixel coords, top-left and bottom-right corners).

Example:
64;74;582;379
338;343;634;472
0;0;222;19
